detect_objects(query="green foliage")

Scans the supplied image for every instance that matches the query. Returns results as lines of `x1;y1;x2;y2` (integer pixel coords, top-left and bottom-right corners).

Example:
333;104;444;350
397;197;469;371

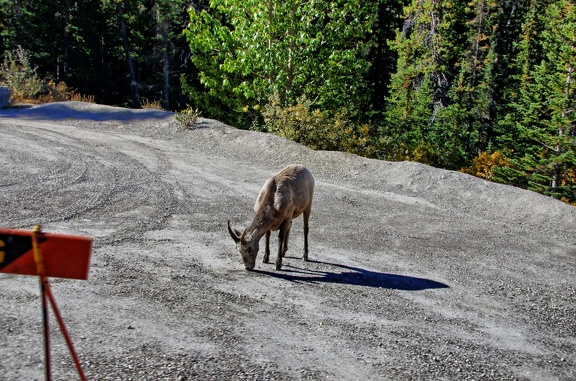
382;0;457;167
183;0;381;128
182;2;253;127
2;0;576;205
174;106;202;129
262;93;380;158
496;0;576;203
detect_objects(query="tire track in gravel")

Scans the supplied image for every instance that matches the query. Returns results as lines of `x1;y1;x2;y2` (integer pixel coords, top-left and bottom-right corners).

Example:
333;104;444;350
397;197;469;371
2;103;576;381
0;121;177;245
1;125;114;226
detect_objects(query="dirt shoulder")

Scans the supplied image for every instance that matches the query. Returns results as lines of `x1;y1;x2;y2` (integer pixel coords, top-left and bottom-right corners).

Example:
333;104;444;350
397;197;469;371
1;102;575;380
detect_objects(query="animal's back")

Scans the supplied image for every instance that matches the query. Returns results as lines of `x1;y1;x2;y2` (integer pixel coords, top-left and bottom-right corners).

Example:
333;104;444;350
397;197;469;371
253;165;314;217
273;165;314;216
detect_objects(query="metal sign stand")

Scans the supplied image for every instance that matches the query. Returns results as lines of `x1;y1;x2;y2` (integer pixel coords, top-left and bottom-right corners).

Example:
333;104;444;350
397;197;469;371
31;225;87;381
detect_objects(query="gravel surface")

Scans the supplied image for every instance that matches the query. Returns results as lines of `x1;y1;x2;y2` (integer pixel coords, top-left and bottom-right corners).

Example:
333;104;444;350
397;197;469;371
1;101;575;380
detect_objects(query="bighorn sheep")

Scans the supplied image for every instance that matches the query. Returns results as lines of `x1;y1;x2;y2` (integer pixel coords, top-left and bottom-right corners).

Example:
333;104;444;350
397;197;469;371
227;164;314;271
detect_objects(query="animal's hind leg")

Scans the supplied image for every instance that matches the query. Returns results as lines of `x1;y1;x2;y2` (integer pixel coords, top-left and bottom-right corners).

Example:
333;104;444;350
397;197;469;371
262;230;271;263
275;221;290;270
302;207;311;261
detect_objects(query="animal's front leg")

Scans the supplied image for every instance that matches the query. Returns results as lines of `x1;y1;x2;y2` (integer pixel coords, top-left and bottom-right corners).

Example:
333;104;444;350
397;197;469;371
262;230;271;263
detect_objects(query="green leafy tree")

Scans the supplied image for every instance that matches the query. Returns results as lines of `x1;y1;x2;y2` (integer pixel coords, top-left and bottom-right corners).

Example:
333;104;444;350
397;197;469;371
183;0;381;128
294;1;379;112
183;0;267;126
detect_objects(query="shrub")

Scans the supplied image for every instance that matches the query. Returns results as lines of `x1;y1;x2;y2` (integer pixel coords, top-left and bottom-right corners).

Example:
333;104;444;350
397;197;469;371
262;93;380;158
38;80;73;103
460;151;511;181
141;98;163;110
0;46;43;102
1;46;95;104
175;106;202;129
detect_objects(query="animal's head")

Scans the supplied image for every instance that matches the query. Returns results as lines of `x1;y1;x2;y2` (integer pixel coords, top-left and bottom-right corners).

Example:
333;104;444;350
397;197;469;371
227;221;259;270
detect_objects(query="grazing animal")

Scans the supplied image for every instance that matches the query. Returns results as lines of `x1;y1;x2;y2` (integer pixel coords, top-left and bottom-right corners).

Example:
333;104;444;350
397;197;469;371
227;164;314;270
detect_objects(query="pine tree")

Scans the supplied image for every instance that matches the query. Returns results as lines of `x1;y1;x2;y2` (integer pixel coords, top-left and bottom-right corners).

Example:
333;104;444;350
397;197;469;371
383;0;454;165
504;0;576;201
439;0;501;166
0;0;63;74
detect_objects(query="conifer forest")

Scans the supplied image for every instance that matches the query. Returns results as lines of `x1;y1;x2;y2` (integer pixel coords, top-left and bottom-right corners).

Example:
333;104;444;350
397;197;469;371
1;1;575;203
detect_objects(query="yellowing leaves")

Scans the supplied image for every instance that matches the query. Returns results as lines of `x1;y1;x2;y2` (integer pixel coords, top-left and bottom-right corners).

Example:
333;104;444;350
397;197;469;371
460;151;511;181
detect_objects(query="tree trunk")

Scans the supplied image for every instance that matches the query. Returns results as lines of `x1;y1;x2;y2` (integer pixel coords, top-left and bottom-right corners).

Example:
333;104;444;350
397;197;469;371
267;0;275;86
59;0;71;82
162;35;170;110
117;2;141;108
157;5;170;110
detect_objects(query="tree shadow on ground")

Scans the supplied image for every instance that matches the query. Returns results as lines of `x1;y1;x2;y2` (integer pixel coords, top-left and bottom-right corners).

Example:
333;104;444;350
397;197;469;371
253;260;448;291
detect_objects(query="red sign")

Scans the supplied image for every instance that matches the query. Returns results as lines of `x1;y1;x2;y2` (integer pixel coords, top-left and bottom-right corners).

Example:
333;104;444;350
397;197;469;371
0;229;92;280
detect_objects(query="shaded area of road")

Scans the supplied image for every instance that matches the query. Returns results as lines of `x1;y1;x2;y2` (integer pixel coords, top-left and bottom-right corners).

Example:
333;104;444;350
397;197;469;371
0;102;173;122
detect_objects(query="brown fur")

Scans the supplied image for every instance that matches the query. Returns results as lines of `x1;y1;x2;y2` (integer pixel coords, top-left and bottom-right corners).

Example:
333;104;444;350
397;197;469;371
228;165;314;270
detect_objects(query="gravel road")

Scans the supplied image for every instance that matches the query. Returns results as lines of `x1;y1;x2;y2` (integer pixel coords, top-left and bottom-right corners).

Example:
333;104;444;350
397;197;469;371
1;102;575;380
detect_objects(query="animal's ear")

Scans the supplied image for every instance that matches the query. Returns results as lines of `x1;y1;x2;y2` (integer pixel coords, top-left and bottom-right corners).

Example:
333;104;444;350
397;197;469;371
227;221;241;243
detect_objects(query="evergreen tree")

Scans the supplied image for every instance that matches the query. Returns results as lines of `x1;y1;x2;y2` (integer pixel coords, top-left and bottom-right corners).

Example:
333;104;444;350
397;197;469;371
383;0;454;165
493;0;550;156
0;0;62;74
439;0;500;166
2;0;575;204
507;0;576;201
366;0;407;114
65;1;115;102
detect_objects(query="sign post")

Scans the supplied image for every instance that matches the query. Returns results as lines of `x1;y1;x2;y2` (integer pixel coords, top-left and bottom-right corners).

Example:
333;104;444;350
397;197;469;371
0;226;92;381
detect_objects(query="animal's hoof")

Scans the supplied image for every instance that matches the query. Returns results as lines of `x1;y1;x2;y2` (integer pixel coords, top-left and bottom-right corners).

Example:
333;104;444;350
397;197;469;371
275;265;282;271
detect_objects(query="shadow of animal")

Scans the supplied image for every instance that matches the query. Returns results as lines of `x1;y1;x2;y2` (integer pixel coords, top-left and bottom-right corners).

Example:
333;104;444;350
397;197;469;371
254;260;448;291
